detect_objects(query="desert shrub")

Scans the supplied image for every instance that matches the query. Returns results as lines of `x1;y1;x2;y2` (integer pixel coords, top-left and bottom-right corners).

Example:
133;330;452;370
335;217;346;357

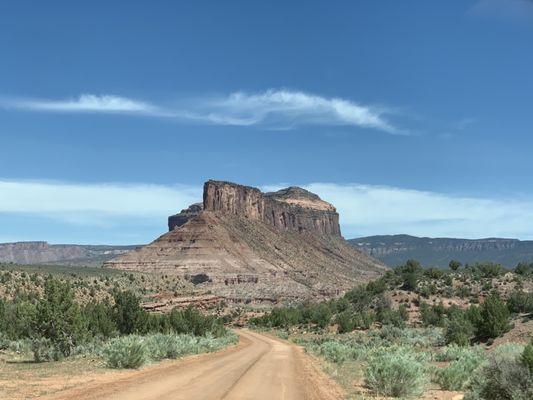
145;333;188;360
0;332;10;350
449;260;462;271
467;262;505;279
445;312;475;346
434;348;486;390
344;286;375;312
317;341;353;364
336;311;356;333
396;259;423;291
365;278;388;295
1;299;37;340
507;290;533;314
420;301;447;327
435;344;484;362
364;346;430;398
310;303;332;329
476;292;510;340
336;310;374;333
83;301;117;338
377;304;408;328
32;338;60;362
404;327;445;347
142;332;237;361
71;339;106;357
465;344;532;400
103;335;147;369
425;267;445;280
522;342;533;373
514;262;533;276
7;338;31;354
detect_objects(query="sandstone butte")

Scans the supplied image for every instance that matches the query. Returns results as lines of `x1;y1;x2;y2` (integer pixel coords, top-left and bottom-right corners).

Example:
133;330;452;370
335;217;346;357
104;180;387;303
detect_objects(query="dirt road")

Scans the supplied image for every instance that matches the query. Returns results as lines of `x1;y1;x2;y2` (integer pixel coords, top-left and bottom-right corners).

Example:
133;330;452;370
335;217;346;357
45;330;342;400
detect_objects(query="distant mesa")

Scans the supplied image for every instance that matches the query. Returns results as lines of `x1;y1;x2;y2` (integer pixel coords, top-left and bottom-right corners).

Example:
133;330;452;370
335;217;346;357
0;241;137;267
105;180;386;302
349;234;533;268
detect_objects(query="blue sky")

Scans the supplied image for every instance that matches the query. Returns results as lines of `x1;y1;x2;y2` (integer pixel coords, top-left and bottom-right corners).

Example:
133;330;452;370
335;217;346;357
1;0;533;244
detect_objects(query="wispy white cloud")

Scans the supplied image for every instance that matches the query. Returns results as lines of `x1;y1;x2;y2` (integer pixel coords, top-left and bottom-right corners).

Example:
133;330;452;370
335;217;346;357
200;90;399;133
1;89;400;133
469;0;533;22
6;94;164;115
1;180;531;241
0;180;201;227
263;183;533;240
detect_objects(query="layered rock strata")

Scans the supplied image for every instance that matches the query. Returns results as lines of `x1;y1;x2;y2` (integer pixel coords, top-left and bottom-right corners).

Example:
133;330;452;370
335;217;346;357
105;180;386;301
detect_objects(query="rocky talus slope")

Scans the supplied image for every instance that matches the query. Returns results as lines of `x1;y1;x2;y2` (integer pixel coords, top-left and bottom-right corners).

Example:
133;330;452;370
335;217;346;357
105;180;386;301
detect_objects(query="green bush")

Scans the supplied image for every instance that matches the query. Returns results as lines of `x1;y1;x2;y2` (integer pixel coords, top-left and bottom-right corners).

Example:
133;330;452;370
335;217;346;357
144;333;181;360
514;262;533;276
507;290;533;314
32;337;60;362
142;332;238;362
434;348;486;390
477;292;510;340
522;342;533;373
449;260;462;271
465;344;532;400
336;310;374;333
103;336;147;369
445;313;475;346
34;278;88;357
435;344;484;362
364;346;430;398
420;301;447;327
112;291;147;335
317;341;352;364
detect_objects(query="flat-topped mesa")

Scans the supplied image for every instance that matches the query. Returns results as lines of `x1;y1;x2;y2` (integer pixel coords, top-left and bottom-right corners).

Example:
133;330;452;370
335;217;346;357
202;180;342;237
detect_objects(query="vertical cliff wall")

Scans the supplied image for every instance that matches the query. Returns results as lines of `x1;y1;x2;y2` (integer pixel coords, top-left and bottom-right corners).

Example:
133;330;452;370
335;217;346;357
201;180;342;237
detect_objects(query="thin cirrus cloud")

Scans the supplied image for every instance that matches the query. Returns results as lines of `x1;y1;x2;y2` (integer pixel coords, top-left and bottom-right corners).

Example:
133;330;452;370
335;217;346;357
1;179;533;243
6;94;165;116
1;89;399;133
468;0;533;21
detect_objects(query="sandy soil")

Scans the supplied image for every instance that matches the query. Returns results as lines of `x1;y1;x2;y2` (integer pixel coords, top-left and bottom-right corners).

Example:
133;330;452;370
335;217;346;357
39;330;342;400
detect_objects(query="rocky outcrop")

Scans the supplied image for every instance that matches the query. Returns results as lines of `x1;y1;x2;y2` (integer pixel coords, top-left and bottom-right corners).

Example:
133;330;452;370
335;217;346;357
203;180;341;236
105;180;386;301
168;203;203;231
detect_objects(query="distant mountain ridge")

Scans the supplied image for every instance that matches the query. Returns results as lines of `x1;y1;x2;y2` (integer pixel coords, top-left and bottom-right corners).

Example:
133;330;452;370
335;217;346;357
348;234;533;268
0;241;138;267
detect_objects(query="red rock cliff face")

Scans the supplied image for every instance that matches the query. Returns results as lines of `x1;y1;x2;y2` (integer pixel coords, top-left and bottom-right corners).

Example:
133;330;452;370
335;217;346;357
202;180;342;237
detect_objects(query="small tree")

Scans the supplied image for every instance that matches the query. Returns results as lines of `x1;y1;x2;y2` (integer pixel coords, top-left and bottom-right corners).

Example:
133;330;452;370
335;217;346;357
34;278;87;358
477;292;510;340
311;303;332;329
449;260;462;271
445;313;475;346
113;291;147;335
